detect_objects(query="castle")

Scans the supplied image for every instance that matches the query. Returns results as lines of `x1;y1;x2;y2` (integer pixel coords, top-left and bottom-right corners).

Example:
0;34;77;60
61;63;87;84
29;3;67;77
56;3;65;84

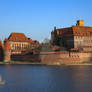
0;32;39;62
51;20;92;52
40;20;92;64
1;20;92;64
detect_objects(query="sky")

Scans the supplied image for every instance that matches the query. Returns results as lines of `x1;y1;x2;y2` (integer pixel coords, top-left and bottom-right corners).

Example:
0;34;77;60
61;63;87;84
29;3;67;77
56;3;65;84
0;0;92;42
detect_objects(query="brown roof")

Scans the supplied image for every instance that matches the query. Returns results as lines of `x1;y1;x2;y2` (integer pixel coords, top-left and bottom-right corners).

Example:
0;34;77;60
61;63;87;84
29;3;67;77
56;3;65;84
72;26;92;32
8;32;33;42
56;26;92;37
72;26;92;36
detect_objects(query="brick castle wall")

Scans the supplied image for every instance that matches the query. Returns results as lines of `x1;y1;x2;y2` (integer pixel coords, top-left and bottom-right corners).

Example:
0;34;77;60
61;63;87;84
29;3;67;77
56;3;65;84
1;50;92;64
11;54;41;62
40;51;92;64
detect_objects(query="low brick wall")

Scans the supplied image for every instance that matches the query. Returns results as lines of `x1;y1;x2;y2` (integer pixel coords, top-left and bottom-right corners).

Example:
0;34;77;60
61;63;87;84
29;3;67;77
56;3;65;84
79;52;92;62
11;54;41;62
11;51;92;64
40;51;92;64
40;51;81;64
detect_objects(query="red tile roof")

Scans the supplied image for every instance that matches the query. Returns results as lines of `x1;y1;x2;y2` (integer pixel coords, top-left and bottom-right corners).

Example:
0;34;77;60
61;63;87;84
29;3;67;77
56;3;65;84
72;26;92;36
56;26;92;37
8;32;33;42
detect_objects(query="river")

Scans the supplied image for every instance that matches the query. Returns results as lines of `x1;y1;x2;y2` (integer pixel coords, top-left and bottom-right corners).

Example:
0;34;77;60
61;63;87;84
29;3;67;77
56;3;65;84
0;65;92;92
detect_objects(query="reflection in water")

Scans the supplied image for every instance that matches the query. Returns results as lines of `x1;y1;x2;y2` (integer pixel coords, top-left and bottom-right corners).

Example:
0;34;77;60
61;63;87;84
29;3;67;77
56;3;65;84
68;66;92;92
0;65;92;92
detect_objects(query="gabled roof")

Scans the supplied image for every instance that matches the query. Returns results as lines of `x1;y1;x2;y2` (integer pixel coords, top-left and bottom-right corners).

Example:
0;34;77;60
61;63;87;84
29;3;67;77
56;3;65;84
8;32;33;42
72;26;92;36
72;26;92;31
56;26;92;32
56;27;72;33
55;26;92;36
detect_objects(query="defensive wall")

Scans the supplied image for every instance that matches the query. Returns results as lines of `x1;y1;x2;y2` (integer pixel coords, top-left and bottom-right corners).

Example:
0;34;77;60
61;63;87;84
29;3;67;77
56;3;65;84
9;51;92;64
39;51;92;64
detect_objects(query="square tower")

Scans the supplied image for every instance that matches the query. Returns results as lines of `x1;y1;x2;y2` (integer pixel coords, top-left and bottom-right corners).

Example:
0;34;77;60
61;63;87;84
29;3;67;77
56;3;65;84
76;20;84;26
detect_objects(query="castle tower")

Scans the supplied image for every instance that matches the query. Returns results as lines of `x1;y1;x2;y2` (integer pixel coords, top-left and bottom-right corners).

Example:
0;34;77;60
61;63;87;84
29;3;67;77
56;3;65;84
0;40;4;61
76;20;84;26
4;39;11;62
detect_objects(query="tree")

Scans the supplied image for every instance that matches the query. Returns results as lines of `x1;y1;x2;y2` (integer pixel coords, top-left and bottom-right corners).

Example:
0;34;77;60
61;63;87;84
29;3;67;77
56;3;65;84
43;38;50;44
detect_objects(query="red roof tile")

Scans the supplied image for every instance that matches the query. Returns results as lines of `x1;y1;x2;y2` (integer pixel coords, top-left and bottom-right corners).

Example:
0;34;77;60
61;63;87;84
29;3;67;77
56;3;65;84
55;26;92;37
8;32;33;42
72;26;92;36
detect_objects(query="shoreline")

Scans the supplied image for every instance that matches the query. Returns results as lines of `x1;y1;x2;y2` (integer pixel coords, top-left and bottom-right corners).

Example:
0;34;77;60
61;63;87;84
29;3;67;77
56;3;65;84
0;61;92;66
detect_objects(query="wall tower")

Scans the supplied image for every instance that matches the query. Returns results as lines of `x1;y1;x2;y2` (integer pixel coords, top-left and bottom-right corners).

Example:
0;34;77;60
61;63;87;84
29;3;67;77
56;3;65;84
4;39;11;62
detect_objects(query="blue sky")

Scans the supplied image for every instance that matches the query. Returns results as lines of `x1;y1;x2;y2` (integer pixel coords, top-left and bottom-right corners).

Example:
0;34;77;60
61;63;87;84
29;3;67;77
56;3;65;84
0;0;92;42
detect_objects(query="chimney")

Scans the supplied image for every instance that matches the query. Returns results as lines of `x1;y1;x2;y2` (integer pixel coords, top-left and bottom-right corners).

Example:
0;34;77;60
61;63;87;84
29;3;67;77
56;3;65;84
76;20;84;26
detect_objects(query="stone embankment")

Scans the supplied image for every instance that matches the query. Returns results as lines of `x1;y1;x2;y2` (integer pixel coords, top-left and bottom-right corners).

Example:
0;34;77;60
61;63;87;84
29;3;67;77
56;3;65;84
40;51;92;64
3;51;92;64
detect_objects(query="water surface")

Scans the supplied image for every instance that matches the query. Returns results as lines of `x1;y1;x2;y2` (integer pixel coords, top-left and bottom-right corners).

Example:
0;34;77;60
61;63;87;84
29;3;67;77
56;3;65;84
0;65;92;92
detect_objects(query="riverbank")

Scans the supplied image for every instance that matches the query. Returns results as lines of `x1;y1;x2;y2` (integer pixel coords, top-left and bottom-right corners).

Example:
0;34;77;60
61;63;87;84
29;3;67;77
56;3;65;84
0;61;92;66
0;61;45;65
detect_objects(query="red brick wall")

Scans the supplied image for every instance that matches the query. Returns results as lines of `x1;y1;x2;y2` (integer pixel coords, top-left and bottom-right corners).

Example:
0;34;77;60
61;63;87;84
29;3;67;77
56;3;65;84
11;54;41;62
10;51;92;64
40;51;92;64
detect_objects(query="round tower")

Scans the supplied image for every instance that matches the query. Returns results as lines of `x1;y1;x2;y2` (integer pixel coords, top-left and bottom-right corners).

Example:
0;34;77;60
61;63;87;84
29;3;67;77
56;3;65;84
4;39;11;62
0;40;4;61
